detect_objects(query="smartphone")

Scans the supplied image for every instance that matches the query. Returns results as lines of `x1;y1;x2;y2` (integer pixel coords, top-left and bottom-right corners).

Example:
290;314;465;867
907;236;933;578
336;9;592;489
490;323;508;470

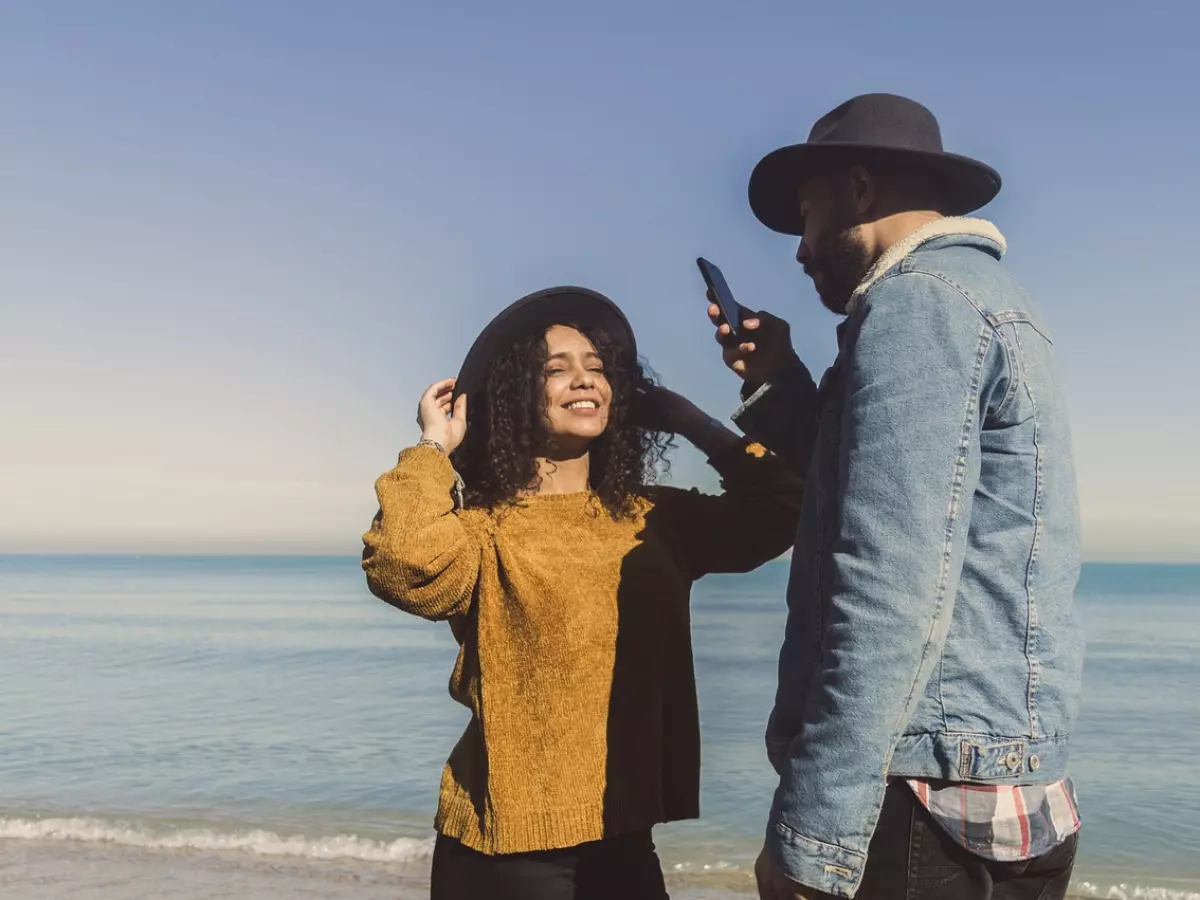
696;257;747;337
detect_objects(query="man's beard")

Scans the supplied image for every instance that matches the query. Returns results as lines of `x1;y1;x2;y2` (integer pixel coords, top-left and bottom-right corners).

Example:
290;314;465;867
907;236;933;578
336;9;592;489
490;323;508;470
806;221;871;315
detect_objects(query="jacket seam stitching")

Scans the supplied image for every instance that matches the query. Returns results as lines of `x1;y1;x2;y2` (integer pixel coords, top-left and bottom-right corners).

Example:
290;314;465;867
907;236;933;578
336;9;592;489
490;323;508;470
883;318;991;777
1013;325;1043;737
991;325;1021;420
895;729;1071;739
898;263;1034;330
889;265;991;319
994;311;1055;345
891;263;1020;421
774;820;866;860
887;265;1056;358
937;651;948;731
868;268;1005;353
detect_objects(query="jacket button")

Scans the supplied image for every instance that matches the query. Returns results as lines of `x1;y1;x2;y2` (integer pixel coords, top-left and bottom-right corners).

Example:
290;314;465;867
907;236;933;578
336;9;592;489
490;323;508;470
1029;755;1041;771
1006;752;1021;769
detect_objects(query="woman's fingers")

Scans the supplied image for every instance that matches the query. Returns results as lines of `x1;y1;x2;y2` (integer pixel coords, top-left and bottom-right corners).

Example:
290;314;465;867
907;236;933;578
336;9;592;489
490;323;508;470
424;377;456;401
419;379;459;430
423;379;457;403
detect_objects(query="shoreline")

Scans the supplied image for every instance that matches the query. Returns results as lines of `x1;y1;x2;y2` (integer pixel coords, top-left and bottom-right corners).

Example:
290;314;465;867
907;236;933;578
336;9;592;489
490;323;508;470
3;557;1198;900
3;826;1199;900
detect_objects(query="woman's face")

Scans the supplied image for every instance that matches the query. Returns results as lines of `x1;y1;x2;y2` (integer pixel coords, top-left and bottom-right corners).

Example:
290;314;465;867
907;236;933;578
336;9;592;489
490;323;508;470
541;324;612;448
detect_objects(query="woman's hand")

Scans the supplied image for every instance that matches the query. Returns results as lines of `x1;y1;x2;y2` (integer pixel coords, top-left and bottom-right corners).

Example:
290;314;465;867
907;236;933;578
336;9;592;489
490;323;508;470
634;383;704;435
417;378;468;454
635;383;741;458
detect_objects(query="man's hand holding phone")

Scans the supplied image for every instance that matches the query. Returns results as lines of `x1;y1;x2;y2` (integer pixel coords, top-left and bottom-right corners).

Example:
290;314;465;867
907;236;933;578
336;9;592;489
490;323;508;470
697;257;798;394
707;295;796;394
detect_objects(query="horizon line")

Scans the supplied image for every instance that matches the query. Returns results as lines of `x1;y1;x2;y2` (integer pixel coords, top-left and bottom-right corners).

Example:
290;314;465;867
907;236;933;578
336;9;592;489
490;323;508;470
1;552;1198;567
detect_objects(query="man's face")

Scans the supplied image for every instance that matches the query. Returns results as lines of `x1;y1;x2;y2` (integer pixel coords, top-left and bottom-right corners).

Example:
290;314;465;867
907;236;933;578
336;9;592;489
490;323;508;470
795;175;872;315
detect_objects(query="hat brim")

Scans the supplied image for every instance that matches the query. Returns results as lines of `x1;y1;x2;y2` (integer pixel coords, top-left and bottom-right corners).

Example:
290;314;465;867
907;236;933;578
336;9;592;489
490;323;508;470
453;286;636;402
748;143;1002;236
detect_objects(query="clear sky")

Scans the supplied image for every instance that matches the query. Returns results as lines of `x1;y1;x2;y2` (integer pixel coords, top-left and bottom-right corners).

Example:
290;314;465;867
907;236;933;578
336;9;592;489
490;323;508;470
2;1;1197;560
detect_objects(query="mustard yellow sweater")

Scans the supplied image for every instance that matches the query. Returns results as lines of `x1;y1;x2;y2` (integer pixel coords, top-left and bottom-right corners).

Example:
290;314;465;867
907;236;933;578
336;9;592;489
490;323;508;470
362;442;801;854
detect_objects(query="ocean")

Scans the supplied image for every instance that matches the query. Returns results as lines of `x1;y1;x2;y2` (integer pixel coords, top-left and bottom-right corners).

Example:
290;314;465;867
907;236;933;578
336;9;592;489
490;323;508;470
1;556;1197;899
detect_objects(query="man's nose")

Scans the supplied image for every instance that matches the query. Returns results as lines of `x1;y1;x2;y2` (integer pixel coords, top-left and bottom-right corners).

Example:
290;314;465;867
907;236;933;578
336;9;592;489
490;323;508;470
796;240;811;266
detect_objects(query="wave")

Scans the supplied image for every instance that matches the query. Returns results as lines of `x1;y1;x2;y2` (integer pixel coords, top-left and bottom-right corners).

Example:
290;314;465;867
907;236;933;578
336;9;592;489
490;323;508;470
0;816;434;864
2;817;1197;899
1073;885;1200;900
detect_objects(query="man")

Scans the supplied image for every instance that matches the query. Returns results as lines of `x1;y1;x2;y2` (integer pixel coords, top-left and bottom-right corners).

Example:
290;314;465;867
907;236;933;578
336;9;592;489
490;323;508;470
709;94;1085;899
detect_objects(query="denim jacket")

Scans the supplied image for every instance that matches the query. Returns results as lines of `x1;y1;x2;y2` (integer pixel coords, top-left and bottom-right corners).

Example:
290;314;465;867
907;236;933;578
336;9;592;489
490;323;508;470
734;219;1084;897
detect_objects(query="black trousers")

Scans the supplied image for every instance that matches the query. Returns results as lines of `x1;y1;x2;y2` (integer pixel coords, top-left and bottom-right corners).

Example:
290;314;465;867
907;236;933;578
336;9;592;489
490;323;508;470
838;781;1079;900
430;829;670;900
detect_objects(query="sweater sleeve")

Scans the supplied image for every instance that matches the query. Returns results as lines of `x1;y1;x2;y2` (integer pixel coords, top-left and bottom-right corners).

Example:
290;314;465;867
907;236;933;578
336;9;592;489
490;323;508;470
653;439;802;579
361;445;483;621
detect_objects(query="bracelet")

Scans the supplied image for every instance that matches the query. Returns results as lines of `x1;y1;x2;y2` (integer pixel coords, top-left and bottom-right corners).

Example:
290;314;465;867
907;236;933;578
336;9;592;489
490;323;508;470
416;438;447;455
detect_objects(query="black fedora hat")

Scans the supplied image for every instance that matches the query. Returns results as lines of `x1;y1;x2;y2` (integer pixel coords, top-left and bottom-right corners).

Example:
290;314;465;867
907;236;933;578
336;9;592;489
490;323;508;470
453;286;636;403
748;93;1002;236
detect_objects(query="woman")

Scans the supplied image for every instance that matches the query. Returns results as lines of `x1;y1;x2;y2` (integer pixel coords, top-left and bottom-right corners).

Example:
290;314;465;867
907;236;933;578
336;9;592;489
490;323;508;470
362;287;801;900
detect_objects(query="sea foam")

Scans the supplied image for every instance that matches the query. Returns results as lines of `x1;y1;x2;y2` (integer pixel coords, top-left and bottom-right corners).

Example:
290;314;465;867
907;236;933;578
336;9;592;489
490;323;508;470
0;816;434;864
2;817;1198;899
1074;883;1200;900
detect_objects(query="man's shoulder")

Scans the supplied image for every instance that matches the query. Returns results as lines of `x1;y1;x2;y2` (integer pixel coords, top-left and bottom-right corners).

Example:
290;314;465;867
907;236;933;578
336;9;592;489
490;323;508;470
859;249;1047;340
892;242;1039;325
856;261;988;332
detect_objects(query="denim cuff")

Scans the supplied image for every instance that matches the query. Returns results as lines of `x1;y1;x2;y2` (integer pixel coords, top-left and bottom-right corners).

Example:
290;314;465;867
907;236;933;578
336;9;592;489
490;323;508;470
765;819;866;899
730;355;813;433
731;380;774;424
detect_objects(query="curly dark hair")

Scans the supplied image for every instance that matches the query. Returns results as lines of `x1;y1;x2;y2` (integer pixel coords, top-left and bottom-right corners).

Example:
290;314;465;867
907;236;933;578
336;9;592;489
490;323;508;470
450;323;672;518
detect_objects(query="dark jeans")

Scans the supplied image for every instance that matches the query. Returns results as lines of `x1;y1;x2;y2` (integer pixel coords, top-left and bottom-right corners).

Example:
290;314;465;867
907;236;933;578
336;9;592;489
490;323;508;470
430;829;670;900
833;781;1079;900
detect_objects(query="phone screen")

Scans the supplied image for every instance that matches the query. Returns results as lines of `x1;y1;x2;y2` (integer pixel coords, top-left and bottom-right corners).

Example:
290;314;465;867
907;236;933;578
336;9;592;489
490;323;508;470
696;257;743;335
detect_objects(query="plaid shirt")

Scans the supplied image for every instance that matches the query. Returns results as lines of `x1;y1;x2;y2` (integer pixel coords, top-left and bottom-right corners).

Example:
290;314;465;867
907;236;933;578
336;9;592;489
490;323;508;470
906;777;1080;861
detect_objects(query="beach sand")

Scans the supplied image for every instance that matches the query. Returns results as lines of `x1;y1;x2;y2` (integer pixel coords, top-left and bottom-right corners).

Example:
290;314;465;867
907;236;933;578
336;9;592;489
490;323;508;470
0;837;758;900
6;837;1200;900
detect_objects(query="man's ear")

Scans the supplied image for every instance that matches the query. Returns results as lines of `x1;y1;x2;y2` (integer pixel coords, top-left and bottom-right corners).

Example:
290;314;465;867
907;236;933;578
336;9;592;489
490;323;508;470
847;164;877;216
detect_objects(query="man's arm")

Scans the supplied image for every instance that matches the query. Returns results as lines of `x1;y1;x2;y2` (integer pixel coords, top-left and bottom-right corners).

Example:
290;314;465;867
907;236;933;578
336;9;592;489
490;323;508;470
731;352;819;475
703;299;820;475
766;273;996;898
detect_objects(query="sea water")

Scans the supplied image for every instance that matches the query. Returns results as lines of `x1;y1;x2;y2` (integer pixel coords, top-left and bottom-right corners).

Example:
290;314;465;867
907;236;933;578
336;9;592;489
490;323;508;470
1;556;1197;898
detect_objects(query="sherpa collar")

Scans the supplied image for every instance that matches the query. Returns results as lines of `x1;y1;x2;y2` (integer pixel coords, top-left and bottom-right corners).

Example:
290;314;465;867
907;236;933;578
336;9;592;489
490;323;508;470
846;217;1007;315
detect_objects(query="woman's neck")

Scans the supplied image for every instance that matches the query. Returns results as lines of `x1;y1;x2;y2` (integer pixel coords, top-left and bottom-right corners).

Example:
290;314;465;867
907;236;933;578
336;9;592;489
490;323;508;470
532;451;591;495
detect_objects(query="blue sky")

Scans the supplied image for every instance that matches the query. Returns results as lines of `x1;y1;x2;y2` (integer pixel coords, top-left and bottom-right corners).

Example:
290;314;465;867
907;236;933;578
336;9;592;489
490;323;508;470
2;1;1197;560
